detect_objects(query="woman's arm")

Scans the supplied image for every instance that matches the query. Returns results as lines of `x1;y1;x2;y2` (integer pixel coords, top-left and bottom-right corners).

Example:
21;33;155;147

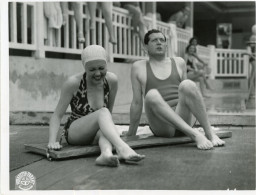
106;72;118;113
48;76;78;149
193;53;207;68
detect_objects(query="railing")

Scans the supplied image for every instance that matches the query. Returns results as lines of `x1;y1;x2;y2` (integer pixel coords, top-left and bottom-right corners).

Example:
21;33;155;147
8;2;191;60
9;2;37;51
214;48;249;78
8;2;249;79
197;45;249;79
177;27;193;57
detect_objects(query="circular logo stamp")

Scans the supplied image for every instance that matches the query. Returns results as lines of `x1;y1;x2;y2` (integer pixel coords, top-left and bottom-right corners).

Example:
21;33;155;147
15;171;36;190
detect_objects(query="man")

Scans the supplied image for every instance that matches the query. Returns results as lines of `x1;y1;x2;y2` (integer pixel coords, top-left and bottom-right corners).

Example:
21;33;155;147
126;29;225;150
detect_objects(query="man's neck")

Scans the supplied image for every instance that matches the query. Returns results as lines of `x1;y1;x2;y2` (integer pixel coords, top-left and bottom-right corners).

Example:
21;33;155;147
149;55;167;63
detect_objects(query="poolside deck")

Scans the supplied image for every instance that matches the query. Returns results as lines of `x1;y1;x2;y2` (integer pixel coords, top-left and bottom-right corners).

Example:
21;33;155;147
8;90;256;191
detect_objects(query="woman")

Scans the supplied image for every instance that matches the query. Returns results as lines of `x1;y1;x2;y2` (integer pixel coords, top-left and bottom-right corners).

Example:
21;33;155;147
184;44;211;97
48;45;145;167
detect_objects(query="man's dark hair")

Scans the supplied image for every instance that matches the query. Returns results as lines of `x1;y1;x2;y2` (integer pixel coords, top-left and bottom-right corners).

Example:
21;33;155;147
144;29;166;45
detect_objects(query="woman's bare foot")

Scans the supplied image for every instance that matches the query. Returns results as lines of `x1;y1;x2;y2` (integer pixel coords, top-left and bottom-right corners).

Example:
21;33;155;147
210;134;225;147
194;133;213;150
116;146;145;162
95;154;119;167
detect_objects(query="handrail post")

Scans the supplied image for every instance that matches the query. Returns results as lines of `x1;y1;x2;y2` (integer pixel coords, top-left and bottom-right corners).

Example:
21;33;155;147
33;2;45;58
208;45;216;79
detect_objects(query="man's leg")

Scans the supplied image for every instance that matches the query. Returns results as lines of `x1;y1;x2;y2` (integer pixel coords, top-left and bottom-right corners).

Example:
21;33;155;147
176;80;225;146
144;88;214;150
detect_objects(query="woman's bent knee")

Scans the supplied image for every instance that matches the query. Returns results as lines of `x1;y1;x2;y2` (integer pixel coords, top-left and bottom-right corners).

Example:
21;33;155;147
96;107;112;121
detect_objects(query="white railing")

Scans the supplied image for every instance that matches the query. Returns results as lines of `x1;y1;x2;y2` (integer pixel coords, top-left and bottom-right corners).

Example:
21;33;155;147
197;45;249;79
9;2;37;51
112;7;148;60
8;2;249;79
8;2;191;60
215;48;249;78
177;27;193;57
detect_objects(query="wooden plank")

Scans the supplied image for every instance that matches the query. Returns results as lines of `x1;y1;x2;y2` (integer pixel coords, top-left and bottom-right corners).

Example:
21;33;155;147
25;131;232;160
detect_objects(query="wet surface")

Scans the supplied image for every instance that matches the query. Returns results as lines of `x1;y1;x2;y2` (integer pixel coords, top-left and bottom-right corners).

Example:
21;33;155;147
205;93;247;113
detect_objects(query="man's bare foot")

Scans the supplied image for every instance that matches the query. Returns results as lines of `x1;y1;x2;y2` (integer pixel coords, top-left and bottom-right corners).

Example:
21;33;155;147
116;146;145;162
194;133;213;150
95;154;119;167
210;134;225;147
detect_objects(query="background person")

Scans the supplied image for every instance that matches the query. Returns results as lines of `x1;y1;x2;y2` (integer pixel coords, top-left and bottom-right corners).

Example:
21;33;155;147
184;44;212;97
87;2;117;44
168;6;190;29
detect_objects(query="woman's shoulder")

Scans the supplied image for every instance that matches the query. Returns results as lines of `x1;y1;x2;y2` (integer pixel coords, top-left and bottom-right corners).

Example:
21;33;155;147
106;72;118;83
62;73;83;92
105;72;118;90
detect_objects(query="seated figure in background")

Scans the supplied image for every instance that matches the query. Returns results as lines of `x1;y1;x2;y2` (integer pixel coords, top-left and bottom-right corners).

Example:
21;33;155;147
184;44;212;97
168;6;190;29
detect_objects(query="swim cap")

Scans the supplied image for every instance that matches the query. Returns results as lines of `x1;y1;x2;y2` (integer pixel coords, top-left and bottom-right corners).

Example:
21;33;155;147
81;45;107;65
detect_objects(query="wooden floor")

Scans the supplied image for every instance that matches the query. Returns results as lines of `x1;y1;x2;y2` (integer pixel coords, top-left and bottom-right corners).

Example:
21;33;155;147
9;126;255;190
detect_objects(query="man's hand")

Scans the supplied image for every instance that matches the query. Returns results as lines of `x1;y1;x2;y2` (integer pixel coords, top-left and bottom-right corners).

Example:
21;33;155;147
120;131;135;137
48;142;63;150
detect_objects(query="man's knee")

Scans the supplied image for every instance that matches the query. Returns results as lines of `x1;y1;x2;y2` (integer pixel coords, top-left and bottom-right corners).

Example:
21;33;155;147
145;89;162;106
179;79;198;97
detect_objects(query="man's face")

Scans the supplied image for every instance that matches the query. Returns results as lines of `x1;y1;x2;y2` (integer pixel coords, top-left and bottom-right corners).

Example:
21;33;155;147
146;33;167;56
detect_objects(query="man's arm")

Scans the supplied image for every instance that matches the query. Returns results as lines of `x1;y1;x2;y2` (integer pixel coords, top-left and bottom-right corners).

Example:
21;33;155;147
127;62;143;136
175;57;187;80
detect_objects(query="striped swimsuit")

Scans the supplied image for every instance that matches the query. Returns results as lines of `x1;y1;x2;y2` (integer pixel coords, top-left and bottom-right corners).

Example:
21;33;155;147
145;58;186;137
145;58;181;109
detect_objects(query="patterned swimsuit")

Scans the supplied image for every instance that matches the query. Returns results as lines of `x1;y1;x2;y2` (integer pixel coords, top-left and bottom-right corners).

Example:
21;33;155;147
61;72;110;144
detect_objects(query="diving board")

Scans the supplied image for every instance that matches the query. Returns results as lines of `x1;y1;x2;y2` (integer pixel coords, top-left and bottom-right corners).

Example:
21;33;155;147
24;131;232;161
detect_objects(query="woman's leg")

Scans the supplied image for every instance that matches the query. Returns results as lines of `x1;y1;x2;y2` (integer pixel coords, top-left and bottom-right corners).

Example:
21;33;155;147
95;131;119;167
71;2;85;43
60;2;68;25
87;2;97;30
68;108;145;161
124;4;147;43
100;2;117;44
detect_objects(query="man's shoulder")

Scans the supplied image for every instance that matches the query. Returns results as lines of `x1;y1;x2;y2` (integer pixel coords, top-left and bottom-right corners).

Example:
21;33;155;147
172;57;186;65
132;59;147;70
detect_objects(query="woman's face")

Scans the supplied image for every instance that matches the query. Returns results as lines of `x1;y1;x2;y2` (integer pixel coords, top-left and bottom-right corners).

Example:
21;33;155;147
191;39;197;46
84;59;107;84
188;45;196;54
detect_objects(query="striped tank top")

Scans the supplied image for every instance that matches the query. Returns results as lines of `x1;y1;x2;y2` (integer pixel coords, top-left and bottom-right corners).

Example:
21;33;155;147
145;58;181;107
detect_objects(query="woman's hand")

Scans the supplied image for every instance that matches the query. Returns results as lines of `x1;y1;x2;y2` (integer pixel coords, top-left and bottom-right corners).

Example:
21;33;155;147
47;142;63;150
